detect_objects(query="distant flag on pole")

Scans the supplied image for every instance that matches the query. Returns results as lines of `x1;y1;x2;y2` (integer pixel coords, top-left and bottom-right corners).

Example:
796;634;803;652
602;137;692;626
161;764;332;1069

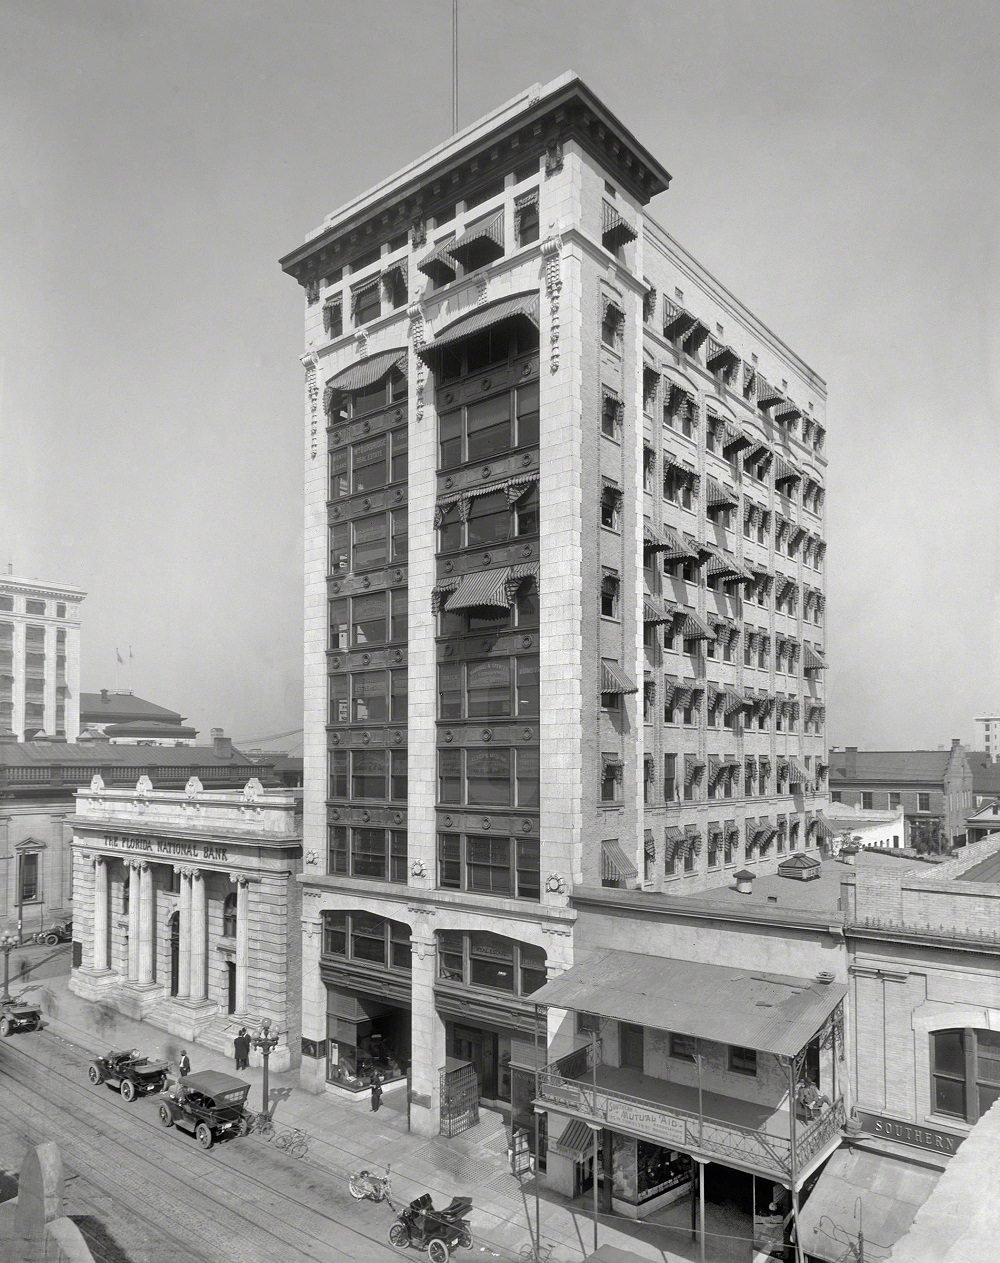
116;648;124;665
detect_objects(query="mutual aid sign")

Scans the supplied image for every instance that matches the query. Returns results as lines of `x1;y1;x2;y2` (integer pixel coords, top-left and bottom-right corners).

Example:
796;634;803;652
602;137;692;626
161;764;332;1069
100;833;229;862
856;1110;965;1156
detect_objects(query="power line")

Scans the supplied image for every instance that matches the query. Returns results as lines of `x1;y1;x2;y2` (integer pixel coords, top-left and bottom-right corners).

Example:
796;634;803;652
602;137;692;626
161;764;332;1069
232;727;303;746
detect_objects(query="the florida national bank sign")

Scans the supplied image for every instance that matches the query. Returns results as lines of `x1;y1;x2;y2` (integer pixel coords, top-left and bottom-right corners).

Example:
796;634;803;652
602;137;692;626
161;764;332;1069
99;834;230;863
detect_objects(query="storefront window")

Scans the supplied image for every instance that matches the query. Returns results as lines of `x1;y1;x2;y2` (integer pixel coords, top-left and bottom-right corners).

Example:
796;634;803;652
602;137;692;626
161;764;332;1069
437;930;546;997
321;911;411;972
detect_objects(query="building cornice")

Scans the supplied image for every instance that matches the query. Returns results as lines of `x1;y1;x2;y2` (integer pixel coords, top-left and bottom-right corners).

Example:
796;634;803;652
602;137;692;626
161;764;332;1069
570;884;845;936
70;816;302;849
0;577;86;601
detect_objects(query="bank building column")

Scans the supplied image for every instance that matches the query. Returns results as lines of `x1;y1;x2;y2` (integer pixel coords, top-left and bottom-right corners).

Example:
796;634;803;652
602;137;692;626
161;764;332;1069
231;873;250;1014
137;861;154;985
92;857;109;972
177;866;193;999
127;860;141;981
189;869;207;1002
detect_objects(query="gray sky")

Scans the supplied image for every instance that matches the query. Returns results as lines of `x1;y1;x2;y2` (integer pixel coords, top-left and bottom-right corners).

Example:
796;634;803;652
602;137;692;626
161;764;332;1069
2;0;998;749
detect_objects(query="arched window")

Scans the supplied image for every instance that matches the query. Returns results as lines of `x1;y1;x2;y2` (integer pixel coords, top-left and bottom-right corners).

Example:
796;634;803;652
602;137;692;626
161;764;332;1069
321;911;410;971
436;930;545;997
931;1028;1000;1123
222;893;237;938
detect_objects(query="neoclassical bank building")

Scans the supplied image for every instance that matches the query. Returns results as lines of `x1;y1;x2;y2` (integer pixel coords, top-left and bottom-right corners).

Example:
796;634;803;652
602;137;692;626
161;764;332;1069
70;774;302;1070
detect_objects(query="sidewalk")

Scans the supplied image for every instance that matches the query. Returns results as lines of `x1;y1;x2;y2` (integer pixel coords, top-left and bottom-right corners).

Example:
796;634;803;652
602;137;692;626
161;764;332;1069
26;968;746;1263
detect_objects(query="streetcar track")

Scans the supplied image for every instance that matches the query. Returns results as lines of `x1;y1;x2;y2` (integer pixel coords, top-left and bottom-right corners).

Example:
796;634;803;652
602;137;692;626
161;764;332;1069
0;1033;404;1262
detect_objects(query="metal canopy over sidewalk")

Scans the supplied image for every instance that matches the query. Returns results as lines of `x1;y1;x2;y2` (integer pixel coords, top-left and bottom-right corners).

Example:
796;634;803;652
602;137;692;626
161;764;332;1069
530;949;846;1057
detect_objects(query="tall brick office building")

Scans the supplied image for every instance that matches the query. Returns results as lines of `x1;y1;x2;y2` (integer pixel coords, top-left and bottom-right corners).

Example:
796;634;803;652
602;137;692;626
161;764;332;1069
281;74;828;1133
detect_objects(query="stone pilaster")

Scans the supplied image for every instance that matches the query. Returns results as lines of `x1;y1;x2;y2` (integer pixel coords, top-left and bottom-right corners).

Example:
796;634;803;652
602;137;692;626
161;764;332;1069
407;914;446;1137
189;869;206;1001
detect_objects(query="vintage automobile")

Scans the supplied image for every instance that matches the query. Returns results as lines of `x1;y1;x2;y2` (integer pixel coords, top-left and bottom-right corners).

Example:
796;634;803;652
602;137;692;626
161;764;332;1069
34;920;73;947
0;999;42;1038
387;1193;474;1262
157;1070;252;1149
87;1048;170;1101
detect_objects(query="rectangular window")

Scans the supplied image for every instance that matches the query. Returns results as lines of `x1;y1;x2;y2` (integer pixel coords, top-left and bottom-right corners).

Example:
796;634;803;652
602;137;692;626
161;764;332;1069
862;792;873;810
466;748;513;807
669;1032;696;1061
351;750;387;799
601;392;620;439
25;599;45;616
889;791;901;810
329;675;348;723
328;825;348;874
390;748;407;801
352;592;387;646
329;750;348;798
516;747;540;808
19;852;39;902
515;191;539;246
330;449;349;500
918;793;931;812
329;598;349;650
352;671;388;722
467;659;512;717
352;281;381;326
467;491;512;547
663;754;676;803
601;572;619;618
438;749;462;803
729;1046;757;1076
352;436;389;492
323;300;344;340
467;394;513;464
390;588;407;642
352;515;389;570
390;669;407;723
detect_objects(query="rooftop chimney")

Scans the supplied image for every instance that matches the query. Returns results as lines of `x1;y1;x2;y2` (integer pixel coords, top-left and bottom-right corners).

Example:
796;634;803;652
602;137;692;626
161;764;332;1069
212;729;233;758
100;688;109;703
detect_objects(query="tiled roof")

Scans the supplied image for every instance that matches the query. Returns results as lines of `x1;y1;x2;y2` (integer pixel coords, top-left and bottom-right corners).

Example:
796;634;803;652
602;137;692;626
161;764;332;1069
828;750;952;785
0;741;258;769
103;721;200;738
79;692;185;724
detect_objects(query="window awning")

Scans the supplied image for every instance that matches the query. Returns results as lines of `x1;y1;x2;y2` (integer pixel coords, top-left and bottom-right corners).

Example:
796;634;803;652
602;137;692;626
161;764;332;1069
705;337;741;373
704;476;740;510
323;347;408;406
430;577;462;612
643;599;675;626
721;421;753;455
788;760;812;785
774;399;802;425
601;840;638;882
773;456;802;486
664;826;684;859
679;610;715;640
601;660;638;695
705;549;754;580
532;951;847;1057
445;563;538;612
804;644;826;672
601;752;624;777
756;376;784;410
448;209;505;268
644;829;656;858
550;1118;597;1160
662;299;697;340
416;237;459;283
381;257;408;286
660;530;702;564
796;1146;941;1263
418;291;540;360
602;202;638;250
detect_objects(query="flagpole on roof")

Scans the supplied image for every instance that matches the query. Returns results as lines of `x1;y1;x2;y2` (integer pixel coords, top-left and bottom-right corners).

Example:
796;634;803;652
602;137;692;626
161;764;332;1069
129;644;134;695
114;647;119;695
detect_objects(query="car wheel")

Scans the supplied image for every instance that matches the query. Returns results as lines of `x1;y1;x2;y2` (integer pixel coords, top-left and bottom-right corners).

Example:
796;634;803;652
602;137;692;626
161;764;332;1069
158;1102;173;1128
388;1222;409;1250
195;1122;214;1149
0;1018;12;1039
43;932;59;946
237;1114;250;1137
88;1063;103;1085
427;1239;450;1263
458;1227;473;1251
120;1079;136;1103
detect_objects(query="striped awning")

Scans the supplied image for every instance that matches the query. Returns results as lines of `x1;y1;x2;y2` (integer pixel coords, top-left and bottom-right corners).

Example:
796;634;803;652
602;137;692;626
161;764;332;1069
789;761;812;785
804;645;826;672
773;456;802;486
645;522;689;555
601;660;638;695
742;362;757;397
602;202;638;249
448;208;506;268
706;339;741;375
323;347;408;404
705;476;740;510
705;549;754;580
664;826;685;859
381;257;408;286
602;839;638;882
643;599;676;626
436;475;537;522
644;829;657;858
682;318;711;352
601;476;623;506
722;421;753;455
601;752;624;777
419;291;539;360
723;689;747;716
416;237;459;282
756;376;784;409
552;1118;597;1159
774;399;802;425
445;563;538;612
643;363;661;399
679;610;715;640
815;814;835;840
661;530;702;563
663;300;697;340
725;819;740;844
684;757;706;786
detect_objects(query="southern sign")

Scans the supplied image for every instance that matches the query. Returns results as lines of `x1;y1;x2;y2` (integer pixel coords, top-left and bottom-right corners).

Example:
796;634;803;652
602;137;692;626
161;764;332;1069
856;1110;965;1156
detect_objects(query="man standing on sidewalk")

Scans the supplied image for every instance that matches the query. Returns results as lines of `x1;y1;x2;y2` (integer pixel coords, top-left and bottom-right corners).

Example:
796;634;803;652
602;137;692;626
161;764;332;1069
179;1049;191;1078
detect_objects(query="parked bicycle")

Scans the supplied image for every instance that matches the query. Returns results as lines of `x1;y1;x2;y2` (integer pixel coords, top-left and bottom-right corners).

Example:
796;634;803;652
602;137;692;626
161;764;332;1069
245;1110;275;1140
518;1240;556;1262
274;1126;309;1159
348;1164;392;1204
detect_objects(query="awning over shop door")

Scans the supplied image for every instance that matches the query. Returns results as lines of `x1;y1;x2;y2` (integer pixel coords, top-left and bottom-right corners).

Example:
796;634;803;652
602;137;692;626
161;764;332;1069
796;1145;941;1263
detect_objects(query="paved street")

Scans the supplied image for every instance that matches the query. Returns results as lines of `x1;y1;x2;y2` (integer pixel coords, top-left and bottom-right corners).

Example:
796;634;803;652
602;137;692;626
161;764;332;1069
0;1028;402;1263
0;951;752;1262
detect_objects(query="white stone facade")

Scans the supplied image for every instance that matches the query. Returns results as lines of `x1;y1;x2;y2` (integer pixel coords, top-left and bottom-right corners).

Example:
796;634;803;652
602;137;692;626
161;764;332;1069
69;776;302;1071
0;574;85;742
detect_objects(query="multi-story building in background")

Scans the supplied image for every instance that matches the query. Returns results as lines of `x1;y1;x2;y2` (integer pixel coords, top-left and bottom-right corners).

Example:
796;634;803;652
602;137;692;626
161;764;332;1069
829;742;972;849
281;72;828;1135
973;713;1000;754
79;688;199;745
0;572;85;741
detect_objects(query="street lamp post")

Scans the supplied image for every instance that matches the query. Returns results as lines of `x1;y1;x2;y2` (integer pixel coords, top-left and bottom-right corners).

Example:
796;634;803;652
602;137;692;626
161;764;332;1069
0;930;19;1005
251;1018;280;1118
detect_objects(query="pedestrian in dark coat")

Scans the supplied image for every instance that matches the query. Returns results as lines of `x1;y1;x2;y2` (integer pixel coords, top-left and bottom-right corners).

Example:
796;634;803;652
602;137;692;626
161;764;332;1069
234;1029;250;1071
370;1074;383;1112
178;1049;191;1078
